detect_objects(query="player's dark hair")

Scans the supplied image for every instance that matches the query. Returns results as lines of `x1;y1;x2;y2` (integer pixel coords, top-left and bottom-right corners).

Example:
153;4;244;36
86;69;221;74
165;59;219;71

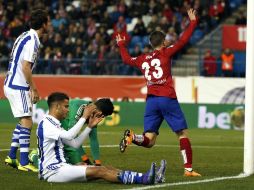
94;98;114;116
47;92;69;108
149;31;166;49
30;9;48;30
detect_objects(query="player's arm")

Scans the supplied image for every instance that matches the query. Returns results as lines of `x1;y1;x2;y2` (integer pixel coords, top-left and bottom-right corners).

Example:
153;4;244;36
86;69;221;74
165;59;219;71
166;8;198;56
62;112;104;148
22;60;39;103
116;34;139;67
59;104;96;140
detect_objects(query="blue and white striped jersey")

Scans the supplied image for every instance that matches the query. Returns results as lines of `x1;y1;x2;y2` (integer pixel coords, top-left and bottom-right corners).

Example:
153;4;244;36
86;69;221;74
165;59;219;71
37;115;67;179
4;29;40;91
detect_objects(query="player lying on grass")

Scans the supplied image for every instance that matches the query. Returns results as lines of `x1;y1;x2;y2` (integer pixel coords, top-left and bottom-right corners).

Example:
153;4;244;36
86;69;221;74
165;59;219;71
29;98;112;168
116;8;201;177
37;92;166;184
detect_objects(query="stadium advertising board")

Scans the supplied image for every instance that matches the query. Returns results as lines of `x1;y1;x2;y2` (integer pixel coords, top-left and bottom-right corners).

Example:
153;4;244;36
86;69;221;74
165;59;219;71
222;25;246;50
0;75;147;101
0;75;245;104
0;99;244;130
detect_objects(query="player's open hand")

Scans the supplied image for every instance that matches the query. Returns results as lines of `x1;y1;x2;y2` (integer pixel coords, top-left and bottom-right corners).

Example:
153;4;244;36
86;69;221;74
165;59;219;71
88;112;104;128
187;8;197;21
82;103;97;120
116;34;125;44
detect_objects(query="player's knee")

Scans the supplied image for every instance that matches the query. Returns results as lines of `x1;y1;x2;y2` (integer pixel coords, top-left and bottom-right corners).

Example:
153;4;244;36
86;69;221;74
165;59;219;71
20;116;33;128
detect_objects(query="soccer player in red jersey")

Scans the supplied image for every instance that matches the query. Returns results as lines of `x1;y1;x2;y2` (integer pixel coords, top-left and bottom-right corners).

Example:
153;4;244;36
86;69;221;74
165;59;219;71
116;9;201;177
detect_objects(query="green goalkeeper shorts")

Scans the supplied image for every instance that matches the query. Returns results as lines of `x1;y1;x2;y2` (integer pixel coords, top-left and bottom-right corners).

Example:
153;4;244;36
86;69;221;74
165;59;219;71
64;146;85;165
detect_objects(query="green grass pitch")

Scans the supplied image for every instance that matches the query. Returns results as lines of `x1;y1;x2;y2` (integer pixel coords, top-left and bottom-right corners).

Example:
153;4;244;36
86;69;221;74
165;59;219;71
0;123;254;190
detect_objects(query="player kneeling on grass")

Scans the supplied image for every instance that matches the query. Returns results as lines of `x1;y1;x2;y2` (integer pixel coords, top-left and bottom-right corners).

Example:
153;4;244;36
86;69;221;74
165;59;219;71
29;98;111;168
37;92;166;184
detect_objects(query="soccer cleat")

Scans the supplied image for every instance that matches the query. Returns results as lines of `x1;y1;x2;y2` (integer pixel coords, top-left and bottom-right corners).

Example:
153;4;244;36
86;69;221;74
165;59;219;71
28;149;38;163
142;162;156;185
18;163;39;172
155;159;167;183
184;170;201;177
5;156;19;168
119;129;133;153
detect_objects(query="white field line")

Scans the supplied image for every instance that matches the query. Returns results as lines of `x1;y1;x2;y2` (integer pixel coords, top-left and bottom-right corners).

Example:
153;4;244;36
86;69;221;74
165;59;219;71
0;144;243;152
120;173;249;190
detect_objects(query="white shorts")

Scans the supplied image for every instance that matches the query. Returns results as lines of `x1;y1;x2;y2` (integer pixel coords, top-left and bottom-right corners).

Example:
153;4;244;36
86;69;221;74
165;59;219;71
3;86;33;118
47;164;89;183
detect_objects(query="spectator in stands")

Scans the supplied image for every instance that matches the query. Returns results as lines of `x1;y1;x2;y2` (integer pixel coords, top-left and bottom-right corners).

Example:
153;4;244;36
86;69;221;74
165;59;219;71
84;43;98;75
51;33;63;51
62;38;74;57
170;15;181;35
100;11;113;29
0;39;9;70
209;0;225;22
41;47;53;74
94;45;106;75
202;49;217;77
235;11;247;25
128;1;148;18
199;9;212;33
0;0;245;75
98;26;111;45
159;16;170;33
163;4;174;23
133;17;147;36
51;13;66;30
112;15;130;44
70;46;83;74
147;14;158;34
166;27;178;46
117;0;128;18
52;50;66;74
104;43;121;75
221;48;234;77
86;17;97;38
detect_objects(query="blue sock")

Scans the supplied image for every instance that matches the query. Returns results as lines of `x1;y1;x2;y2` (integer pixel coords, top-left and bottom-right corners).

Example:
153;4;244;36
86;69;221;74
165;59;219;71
8;124;21;159
19;126;31;166
118;170;144;184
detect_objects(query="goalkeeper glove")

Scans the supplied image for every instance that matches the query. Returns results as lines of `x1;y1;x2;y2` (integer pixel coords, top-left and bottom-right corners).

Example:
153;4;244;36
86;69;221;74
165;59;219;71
75;104;86;120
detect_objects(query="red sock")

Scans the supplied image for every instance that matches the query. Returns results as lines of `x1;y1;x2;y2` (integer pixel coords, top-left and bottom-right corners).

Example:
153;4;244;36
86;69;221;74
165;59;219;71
179;138;192;168
133;134;150;147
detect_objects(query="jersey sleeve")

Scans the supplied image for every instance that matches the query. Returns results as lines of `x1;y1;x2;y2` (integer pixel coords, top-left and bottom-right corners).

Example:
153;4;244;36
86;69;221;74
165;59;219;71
23;39;37;63
118;41;140;67
165;20;197;56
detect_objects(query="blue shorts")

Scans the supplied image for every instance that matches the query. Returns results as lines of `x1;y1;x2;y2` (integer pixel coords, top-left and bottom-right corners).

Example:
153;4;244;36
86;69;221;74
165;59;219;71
144;96;188;134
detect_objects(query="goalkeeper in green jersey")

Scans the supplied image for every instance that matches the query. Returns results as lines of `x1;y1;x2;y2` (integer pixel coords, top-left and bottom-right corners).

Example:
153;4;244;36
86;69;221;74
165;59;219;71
30;98;114;167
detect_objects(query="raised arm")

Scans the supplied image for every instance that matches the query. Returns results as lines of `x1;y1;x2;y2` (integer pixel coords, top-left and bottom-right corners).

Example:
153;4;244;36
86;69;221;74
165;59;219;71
59;104;96;140
116;34;139;67
166;8;198;55
62;111;104;148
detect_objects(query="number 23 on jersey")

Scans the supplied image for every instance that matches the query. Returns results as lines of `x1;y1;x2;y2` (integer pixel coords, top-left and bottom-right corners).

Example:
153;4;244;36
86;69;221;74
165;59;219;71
142;58;163;81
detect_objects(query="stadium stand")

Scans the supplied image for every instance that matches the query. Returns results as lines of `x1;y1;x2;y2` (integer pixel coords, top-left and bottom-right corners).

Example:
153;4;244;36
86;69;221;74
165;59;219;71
0;0;247;76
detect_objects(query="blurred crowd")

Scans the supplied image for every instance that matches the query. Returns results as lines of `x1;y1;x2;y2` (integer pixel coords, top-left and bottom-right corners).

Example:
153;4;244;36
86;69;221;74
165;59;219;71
0;0;245;75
